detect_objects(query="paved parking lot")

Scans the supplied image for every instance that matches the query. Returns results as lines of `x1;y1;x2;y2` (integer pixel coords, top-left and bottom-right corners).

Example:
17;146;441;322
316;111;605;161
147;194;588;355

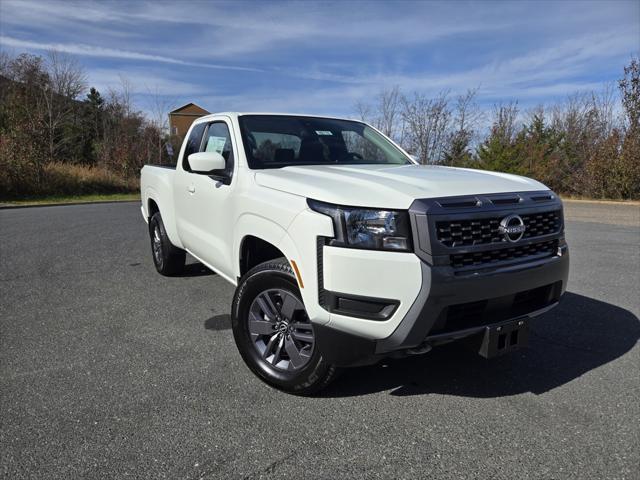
1;201;638;479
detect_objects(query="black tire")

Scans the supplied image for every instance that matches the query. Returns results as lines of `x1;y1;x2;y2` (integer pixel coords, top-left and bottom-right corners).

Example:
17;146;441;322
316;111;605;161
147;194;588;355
232;258;338;395
149;212;186;276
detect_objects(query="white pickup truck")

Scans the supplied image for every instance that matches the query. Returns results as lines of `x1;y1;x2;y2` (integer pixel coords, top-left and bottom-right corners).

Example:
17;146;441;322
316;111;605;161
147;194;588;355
140;113;569;394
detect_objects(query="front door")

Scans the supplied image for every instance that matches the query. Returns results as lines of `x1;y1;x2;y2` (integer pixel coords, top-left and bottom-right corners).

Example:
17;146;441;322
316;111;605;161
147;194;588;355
173;119;237;280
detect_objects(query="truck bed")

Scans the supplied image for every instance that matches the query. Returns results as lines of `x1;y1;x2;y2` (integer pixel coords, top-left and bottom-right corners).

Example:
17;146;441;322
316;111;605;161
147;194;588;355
140;164;180;246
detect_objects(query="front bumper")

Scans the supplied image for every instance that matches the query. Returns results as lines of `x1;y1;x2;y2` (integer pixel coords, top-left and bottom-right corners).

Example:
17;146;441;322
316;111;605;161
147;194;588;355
314;191;570;367
377;246;569;353
315;248;569;366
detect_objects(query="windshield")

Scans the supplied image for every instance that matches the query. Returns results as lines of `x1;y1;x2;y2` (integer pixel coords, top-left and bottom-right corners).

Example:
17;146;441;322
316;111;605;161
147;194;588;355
238;115;413;169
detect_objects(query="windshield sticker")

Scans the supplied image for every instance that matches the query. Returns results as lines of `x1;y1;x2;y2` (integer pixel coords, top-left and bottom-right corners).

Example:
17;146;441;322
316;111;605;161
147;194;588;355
205;136;227;154
315;130;333;136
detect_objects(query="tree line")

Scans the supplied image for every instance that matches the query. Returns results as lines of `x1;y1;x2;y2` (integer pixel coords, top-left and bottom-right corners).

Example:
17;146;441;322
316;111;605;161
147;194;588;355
1;51;638;200
0;51;172;199
356;59;639;200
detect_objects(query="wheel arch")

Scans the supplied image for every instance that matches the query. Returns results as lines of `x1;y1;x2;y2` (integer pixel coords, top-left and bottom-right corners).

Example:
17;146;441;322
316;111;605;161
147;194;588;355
148;197;160;218
144;186;183;249
234;213;301;281
239;235;288;278
233;212;330;326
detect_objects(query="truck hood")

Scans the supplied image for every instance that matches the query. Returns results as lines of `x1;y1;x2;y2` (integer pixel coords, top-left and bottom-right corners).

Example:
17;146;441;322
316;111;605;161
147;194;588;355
255;164;548;209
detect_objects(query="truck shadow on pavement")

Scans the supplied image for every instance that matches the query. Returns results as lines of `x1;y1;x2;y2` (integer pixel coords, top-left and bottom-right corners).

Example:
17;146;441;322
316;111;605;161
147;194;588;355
178;261;216;277
205;314;231;331
323;292;639;398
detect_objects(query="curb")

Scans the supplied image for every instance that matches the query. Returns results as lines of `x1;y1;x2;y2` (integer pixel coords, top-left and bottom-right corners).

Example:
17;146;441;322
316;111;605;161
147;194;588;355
561;198;640;206
0;199;140;210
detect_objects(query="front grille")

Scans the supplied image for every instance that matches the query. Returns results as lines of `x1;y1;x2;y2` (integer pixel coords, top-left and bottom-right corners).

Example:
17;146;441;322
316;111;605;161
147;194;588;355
513;285;554;313
521;211;562;238
436;210;561;247
450;240;558;269
446;300;487;326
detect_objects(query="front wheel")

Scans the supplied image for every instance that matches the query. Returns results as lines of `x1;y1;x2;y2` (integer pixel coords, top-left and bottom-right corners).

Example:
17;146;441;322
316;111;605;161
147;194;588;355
231;258;338;395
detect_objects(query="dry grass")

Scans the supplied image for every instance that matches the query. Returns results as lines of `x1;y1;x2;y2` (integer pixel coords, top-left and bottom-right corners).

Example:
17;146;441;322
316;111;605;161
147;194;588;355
0;162;139;200
43;162;139;195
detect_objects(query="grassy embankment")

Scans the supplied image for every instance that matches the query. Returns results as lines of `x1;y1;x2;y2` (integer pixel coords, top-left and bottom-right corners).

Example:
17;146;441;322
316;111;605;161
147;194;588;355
1;162;140;206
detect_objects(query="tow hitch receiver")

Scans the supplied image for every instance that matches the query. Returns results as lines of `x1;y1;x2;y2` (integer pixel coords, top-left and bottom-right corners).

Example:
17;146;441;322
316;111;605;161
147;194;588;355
478;318;529;358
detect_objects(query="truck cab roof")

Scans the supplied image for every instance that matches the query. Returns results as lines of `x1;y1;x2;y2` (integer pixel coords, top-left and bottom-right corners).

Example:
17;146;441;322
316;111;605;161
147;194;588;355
195;112;358;123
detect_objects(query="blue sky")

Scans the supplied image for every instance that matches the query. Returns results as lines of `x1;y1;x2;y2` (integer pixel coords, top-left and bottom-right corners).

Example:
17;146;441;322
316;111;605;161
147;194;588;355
0;0;638;118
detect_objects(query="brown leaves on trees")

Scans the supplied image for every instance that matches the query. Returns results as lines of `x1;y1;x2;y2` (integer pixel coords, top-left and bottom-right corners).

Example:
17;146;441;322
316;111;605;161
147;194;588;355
0;51;169;199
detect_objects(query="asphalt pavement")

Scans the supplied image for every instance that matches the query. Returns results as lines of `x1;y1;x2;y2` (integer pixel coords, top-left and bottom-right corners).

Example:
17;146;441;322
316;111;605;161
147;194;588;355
1;201;638;479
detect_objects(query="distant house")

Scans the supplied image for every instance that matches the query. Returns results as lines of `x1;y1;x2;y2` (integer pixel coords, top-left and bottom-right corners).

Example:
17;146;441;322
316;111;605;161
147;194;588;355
168;103;210;138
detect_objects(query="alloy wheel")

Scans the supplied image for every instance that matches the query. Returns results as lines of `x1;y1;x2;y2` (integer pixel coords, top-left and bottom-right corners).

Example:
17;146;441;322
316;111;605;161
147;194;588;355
152;226;163;266
247;288;314;371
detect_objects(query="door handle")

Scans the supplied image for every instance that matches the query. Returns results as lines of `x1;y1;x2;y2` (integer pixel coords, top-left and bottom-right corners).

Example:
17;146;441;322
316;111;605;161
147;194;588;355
187;185;196;194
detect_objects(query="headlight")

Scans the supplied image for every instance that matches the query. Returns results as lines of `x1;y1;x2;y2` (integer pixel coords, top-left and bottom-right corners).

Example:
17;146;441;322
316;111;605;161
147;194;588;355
308;199;412;251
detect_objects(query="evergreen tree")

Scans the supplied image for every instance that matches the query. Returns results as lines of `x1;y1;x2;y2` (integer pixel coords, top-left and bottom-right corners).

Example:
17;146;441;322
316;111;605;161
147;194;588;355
476;103;521;174
443;129;473;167
82;87;105;164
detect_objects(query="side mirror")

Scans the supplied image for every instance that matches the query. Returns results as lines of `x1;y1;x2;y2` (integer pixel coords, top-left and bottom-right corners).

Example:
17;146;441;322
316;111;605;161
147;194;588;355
188;151;226;173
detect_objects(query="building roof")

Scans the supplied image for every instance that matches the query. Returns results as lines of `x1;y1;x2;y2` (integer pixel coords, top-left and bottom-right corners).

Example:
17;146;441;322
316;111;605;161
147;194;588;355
169;103;210;115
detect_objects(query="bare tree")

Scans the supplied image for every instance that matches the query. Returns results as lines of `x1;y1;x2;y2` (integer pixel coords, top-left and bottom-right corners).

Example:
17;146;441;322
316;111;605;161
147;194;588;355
41;50;87;160
453;87;481;135
0;53;50;190
617;57;640;199
619;57;640;130
146;87;176;163
353;86;404;142
443;88;482;166
400;90;451;164
354;100;373;123
492;101;519;144
107;74;133;118
47;50;86;98
377;85;402;138
0;51;10;76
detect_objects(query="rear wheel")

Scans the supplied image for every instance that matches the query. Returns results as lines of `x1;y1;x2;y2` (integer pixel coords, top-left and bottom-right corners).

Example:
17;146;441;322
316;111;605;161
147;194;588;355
149;212;185;276
232;258;338;395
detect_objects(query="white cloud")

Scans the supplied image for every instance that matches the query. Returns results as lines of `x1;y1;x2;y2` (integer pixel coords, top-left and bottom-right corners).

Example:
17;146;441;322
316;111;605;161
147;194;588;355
195;25;635;117
1;0;637;119
87;68;203;96
0;0;513;59
302;28;638;97
0;36;261;72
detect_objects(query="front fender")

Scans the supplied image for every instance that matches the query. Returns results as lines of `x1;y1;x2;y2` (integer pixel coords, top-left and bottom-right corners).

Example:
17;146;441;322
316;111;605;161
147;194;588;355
233;209;333;325
279;208;334;325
